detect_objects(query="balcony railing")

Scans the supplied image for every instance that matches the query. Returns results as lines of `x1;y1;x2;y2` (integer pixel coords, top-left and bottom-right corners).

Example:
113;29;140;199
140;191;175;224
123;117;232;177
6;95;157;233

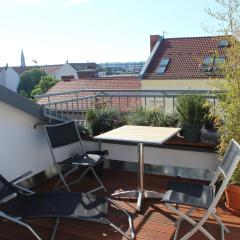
35;89;218;123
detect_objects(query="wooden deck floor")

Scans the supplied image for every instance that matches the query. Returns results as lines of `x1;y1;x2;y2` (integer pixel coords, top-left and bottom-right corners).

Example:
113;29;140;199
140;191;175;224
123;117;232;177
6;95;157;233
0;169;240;240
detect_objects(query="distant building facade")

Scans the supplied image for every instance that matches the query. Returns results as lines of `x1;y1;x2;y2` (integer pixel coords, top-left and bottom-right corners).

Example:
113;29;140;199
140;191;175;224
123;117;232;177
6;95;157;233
99;62;145;75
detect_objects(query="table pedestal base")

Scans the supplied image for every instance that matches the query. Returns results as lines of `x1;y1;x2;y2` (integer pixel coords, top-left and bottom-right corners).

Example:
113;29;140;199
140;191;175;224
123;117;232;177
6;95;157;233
111;190;163;211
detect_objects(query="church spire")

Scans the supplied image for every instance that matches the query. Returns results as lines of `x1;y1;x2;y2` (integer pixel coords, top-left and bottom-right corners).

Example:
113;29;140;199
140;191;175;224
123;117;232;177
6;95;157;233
21;49;26;67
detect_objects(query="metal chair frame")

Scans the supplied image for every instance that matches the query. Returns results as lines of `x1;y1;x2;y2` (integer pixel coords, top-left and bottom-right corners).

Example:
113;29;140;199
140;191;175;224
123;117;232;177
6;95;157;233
44;121;107;193
0;173;135;240
163;139;240;240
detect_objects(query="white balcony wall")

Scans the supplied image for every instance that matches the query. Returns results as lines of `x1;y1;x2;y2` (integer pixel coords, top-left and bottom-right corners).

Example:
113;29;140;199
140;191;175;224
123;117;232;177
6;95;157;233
82;140;219;180
0;101;87;181
0;102;52;181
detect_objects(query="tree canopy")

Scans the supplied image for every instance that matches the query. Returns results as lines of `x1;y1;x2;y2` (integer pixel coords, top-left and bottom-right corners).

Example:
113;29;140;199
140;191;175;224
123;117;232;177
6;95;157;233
31;76;58;97
17;68;47;98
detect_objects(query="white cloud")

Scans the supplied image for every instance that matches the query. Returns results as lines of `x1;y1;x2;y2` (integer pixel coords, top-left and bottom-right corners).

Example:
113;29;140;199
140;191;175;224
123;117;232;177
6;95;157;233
63;0;89;6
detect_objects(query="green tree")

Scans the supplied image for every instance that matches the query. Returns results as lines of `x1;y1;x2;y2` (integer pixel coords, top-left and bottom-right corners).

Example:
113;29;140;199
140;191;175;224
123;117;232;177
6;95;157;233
31;76;58;97
17;68;47;98
206;0;240;155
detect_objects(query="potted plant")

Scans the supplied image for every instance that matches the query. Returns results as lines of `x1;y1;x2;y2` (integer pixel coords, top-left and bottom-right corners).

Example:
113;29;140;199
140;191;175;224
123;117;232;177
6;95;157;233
86;107;126;136
176;94;208;141
127;107;179;127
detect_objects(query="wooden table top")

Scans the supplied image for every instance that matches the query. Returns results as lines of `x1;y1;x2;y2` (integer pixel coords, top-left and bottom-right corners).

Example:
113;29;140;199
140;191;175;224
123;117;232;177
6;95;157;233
94;125;181;145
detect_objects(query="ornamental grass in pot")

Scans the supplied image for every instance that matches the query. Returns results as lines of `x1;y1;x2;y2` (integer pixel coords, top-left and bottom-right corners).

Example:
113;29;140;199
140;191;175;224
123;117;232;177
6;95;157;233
176;94;208;141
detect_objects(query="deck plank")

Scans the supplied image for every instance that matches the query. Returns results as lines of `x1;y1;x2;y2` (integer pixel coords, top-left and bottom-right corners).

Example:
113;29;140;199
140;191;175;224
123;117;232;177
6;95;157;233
0;169;240;239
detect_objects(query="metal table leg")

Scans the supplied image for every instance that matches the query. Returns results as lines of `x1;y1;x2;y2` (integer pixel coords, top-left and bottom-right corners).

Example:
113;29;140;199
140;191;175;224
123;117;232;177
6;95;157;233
111;142;163;212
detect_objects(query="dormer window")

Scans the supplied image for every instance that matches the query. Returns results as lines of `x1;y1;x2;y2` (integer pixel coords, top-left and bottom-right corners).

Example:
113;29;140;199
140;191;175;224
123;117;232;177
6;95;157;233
156;57;170;74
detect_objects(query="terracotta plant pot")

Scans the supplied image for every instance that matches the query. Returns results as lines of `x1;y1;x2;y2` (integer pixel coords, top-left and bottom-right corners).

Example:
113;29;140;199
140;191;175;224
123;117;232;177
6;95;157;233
225;184;240;216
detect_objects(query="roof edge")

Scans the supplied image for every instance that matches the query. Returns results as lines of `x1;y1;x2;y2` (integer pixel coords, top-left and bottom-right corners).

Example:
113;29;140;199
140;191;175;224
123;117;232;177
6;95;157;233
0;85;46;121
139;36;163;79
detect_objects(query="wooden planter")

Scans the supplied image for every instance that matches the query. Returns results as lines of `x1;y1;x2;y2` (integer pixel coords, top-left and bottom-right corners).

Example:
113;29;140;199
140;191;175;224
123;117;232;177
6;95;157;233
225;184;240;216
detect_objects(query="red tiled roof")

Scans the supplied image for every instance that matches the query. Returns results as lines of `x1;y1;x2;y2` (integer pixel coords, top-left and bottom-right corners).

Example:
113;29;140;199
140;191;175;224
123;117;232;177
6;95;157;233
12;66;36;75
11;65;62;75
144;36;226;79
37;76;142;112
41;65;62;74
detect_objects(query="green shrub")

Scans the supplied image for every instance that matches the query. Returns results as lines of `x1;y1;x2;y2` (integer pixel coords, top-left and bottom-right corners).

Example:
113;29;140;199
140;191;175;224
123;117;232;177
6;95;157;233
127;107;179;127
86;108;126;136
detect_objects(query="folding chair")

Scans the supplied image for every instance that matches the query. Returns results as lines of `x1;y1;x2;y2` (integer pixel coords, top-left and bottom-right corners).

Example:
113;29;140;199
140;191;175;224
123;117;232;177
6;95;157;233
44;121;107;193
162;139;240;240
0;174;134;240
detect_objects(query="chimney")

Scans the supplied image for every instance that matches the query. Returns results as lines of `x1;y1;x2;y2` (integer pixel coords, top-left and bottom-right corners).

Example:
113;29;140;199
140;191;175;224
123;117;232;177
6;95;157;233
150;35;160;52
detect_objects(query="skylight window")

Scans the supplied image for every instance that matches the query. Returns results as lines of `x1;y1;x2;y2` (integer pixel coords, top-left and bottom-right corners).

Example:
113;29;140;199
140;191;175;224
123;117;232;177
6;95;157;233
218;39;229;47
156;57;170;74
203;56;214;65
201;56;225;73
214;56;225;64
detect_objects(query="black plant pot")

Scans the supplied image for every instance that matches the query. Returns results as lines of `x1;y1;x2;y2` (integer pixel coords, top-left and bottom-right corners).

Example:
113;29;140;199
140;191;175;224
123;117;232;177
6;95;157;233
182;124;202;142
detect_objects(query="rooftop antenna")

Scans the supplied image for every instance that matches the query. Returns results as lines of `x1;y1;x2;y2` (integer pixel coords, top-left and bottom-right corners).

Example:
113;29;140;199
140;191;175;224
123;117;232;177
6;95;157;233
162;31;177;38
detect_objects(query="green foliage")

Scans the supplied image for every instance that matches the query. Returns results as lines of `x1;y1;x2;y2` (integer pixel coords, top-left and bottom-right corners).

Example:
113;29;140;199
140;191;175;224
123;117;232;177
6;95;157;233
232;163;240;186
209;36;240;156
86;108;126;136
176;94;208;126
31;76;58;97
127;107;179;127
206;0;240;185
17;68;47;98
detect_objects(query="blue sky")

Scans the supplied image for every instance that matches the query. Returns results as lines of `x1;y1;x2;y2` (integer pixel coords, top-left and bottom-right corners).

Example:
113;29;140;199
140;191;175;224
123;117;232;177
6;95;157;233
0;0;219;66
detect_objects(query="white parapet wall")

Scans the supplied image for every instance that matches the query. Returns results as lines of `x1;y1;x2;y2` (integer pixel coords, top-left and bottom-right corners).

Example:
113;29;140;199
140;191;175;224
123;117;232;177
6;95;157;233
83;140;219;180
0;102;53;181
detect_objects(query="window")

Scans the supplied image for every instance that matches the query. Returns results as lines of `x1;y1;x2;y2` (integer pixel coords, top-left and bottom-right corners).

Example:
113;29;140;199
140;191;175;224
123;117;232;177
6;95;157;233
218;39;229;47
156;57;170;74
201;56;225;73
203;56;214;65
214;56;225;64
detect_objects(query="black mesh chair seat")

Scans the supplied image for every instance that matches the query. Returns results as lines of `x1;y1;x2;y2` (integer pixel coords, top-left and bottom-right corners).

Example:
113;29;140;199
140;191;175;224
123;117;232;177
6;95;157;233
64;153;103;166
162;181;214;209
2;192;109;224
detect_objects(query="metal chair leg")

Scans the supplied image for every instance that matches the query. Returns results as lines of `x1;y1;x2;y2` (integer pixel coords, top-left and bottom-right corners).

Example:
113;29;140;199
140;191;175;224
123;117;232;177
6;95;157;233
55;164;71;192
90;167;107;193
50;218;60;240
108;198;135;240
0;212;42;240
